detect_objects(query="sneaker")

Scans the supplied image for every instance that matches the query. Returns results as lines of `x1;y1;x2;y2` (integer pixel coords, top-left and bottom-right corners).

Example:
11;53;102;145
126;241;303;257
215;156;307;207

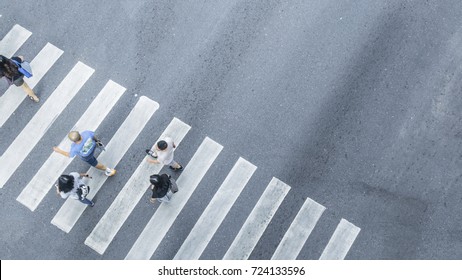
145;149;157;158
105;169;116;176
28;94;39;103
169;164;183;171
90;202;95;207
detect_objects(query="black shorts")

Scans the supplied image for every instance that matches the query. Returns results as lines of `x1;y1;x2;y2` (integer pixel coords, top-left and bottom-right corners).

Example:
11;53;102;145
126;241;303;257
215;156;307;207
13;76;24;86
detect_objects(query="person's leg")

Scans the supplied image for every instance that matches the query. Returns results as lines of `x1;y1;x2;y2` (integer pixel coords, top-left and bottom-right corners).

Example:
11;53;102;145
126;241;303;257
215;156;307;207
79;198;95;206
165;190;173;202
168;160;183;171
157;191;172;203
95;162;106;171
101;163;116;176
86;156;103;170
87;156;116;176
20;82;39;102
12;57;38;101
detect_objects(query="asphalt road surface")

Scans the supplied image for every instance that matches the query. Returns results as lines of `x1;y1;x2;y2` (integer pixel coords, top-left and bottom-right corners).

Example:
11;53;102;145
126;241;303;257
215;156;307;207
1;0;462;259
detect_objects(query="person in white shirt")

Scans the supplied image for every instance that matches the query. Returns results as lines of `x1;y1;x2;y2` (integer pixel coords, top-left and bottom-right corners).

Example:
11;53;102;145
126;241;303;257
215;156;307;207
55;172;94;206
146;137;183;171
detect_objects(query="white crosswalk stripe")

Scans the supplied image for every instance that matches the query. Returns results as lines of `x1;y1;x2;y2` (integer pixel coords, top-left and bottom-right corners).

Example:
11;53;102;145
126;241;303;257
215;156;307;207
0;62;94;189
1;23;362;260
51;96;159;233
271;197;326;260
125;137;223;260
84;118;191;255
319;218;361;260
0;42;64;127
16;80;126;211
223;177;291;260
174;157;257;260
0;24;31;57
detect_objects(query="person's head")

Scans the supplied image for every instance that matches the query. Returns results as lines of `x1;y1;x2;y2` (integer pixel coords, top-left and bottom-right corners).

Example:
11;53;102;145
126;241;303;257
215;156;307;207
149;174;160;186
68;131;81;142
156;140;168;151
57;174;75;193
0;55;18;77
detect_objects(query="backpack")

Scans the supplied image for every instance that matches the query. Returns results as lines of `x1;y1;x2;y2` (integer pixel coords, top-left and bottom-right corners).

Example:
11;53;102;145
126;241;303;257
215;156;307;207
10;59;33;78
76;184;90;200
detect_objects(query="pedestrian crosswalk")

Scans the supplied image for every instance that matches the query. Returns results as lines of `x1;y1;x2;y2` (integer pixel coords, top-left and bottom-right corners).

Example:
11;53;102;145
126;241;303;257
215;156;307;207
85;117;191;255
223;177;291;260
174;157;257;260
16;80;126;211
126;137;223;260
271;197;326;260
51;96;159;233
0;24;31;57
0;62;94;189
319;219;361;260
0;42;63;127
1;24;361;260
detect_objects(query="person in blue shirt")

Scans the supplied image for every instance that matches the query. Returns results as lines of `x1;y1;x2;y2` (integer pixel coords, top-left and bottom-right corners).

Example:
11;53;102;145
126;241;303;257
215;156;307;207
53;130;116;176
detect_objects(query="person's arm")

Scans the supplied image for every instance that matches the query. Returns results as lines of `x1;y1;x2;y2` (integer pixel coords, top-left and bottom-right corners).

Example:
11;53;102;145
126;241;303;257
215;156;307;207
53;146;70;157
149;184;157;203
55;185;67;199
146;157;160;164
79;173;92;179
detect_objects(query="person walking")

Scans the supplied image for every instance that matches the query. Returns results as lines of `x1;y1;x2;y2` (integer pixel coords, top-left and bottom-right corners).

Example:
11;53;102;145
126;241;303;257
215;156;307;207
55;172;94;206
0;54;39;102
53;130;116;176
146;137;183;171
149;173;178;203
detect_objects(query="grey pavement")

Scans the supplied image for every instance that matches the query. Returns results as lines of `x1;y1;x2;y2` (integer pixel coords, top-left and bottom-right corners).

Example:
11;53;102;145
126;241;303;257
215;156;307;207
1;0;462;259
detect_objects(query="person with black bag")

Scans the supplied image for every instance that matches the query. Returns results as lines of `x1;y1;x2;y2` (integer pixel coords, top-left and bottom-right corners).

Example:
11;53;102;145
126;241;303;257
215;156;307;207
55;172;94;207
149;173;178;203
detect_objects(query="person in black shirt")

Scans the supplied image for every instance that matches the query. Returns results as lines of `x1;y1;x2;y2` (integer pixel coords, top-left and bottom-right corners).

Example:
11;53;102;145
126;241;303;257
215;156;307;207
0;54;39;102
149;173;178;203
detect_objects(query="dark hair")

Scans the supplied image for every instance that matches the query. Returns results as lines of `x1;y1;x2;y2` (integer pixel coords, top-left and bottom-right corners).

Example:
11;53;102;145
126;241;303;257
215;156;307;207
150;174;170;198
0;55;19;80
149;174;160;185
57;175;75;193
157;140;168;150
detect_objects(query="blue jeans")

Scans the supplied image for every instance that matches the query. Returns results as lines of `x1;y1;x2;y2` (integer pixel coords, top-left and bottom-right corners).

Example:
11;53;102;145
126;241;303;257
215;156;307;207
79;197;93;205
